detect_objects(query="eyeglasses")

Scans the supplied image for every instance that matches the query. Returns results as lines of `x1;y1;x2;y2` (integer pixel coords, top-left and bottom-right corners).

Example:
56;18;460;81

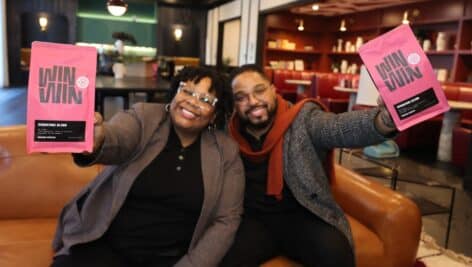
177;81;218;108
233;84;271;105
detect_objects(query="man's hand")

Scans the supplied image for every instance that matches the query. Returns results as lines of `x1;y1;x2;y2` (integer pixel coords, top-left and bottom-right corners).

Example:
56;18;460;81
93;112;105;152
375;97;397;135
82;112;105;155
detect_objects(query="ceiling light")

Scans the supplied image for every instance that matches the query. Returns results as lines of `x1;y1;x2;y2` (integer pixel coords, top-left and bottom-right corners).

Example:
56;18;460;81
107;0;128;17
339;19;347;32
402;11;410;24
312;4;320;11
297;20;304;31
38;16;48;31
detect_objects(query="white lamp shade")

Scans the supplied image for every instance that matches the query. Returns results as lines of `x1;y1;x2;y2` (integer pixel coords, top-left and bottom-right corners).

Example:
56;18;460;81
38;16;48;31
107;5;127;16
174;28;183;41
107;0;128;16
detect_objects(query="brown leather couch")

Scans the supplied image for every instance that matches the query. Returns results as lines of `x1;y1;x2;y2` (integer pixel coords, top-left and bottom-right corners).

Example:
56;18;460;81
0;125;101;267
0;125;421;267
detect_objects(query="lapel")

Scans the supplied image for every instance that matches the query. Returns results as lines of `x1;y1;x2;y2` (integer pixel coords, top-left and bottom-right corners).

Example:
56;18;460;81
189;130;221;248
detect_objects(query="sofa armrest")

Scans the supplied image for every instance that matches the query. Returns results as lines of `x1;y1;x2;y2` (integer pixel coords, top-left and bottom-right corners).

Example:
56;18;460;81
331;164;421;267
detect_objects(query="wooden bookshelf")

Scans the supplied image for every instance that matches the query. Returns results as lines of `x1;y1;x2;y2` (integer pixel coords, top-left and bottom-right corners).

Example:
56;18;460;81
261;0;472;84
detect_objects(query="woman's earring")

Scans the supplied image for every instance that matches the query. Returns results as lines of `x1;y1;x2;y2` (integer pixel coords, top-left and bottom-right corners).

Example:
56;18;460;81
165;104;170;112
207;122;216;132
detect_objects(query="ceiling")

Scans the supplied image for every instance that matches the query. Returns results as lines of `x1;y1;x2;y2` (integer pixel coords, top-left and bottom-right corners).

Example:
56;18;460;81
290;0;429;16
155;0;233;8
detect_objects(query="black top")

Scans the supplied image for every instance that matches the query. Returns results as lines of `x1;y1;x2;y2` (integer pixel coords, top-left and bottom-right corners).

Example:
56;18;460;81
105;126;204;266
240;129;299;214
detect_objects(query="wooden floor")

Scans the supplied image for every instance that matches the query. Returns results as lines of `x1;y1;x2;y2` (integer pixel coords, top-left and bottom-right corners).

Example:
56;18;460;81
0;87;27;126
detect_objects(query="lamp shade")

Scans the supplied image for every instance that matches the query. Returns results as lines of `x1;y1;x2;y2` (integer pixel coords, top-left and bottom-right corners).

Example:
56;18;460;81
107;0;128;16
38;16;48;31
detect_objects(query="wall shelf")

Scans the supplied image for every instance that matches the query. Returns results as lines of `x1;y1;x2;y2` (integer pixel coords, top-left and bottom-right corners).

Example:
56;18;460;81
426;50;456;55
328;52;359;56
266;47;322;54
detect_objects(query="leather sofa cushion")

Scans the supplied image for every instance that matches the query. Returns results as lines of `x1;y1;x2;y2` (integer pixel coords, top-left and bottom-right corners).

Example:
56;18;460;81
0;218;56;267
260;215;384;267
346;215;384;267
0;154;99;219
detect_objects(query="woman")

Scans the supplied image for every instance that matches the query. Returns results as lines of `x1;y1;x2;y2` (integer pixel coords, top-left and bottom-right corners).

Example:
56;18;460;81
51;66;244;267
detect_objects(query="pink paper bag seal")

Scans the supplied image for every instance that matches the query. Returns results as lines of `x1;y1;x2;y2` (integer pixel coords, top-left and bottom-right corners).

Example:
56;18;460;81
26;41;97;153
358;24;450;131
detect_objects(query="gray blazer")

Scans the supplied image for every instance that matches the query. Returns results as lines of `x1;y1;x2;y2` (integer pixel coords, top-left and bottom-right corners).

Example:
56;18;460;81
283;103;388;250
52;103;245;267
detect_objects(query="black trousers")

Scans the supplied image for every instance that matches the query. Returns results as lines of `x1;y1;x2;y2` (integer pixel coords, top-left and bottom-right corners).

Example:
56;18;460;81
50;237;179;267
220;206;355;267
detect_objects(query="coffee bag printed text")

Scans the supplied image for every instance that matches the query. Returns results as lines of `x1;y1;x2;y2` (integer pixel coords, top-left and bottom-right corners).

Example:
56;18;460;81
39;65;82;104
374;50;423;91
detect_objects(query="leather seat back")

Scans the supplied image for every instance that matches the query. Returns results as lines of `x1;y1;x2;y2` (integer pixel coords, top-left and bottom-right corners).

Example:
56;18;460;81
0;125;100;219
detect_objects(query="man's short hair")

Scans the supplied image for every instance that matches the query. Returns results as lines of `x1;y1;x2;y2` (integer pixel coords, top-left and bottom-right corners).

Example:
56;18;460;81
229;64;270;84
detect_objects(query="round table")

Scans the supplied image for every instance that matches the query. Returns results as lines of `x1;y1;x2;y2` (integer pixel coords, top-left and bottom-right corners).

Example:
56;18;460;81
284;79;312;95
333;86;358;111
437;100;472;162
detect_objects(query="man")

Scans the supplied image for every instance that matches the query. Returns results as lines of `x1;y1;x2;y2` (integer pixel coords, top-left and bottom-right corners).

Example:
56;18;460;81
221;65;396;267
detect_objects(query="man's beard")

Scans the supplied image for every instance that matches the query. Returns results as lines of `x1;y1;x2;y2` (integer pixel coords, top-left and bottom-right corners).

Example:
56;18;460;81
241;102;277;130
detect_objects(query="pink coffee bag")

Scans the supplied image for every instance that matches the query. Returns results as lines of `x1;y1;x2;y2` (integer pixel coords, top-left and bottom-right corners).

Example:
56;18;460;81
26;41;97;153
358;24;449;131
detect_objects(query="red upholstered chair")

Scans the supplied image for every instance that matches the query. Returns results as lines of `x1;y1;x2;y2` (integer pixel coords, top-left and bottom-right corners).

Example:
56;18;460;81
264;66;274;84
310;73;350;113
272;70;311;103
452;85;472;169
452;125;471;168
458;86;472;122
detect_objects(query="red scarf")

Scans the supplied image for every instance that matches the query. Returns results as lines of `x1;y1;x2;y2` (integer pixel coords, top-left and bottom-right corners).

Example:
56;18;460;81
229;94;333;200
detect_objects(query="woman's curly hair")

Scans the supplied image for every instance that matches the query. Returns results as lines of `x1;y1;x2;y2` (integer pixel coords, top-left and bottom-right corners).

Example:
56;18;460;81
169;66;233;130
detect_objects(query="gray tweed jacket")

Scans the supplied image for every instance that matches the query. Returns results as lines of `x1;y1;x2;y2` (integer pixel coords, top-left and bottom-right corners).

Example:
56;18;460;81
283;102;387;249
52;103;245;267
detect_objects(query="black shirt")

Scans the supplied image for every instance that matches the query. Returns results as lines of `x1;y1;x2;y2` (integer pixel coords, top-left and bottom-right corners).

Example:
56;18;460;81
105;126;204;266
240;129;299;214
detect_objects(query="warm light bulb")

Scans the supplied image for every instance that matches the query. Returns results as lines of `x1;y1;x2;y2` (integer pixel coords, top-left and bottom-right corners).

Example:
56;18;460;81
38;16;48;31
174;28;183;41
339;19;347;32
402;11;410;24
297;20;304;31
312;4;319;11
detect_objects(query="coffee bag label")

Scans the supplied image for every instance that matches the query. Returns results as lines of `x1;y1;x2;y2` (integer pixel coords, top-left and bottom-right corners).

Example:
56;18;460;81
358;24;449;131
26;41;97;153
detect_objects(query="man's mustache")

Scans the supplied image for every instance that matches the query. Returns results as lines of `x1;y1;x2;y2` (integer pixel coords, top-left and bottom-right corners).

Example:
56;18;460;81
246;105;267;115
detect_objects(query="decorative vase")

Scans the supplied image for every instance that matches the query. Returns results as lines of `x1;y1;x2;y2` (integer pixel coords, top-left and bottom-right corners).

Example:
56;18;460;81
112;62;126;79
340;60;348;74
422;39;431;51
355;36;363;51
436;32;447;51
345;41;352;53
337;39;343;52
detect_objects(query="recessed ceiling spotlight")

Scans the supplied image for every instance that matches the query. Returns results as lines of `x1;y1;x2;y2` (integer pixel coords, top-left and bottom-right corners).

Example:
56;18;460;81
312;4;320;11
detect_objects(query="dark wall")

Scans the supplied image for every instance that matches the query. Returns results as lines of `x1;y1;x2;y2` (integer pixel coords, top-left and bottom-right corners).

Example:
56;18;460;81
7;0;78;86
157;5;207;62
77;0;157;47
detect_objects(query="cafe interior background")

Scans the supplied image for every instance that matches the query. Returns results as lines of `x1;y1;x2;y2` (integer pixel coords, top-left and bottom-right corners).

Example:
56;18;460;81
0;0;471;266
